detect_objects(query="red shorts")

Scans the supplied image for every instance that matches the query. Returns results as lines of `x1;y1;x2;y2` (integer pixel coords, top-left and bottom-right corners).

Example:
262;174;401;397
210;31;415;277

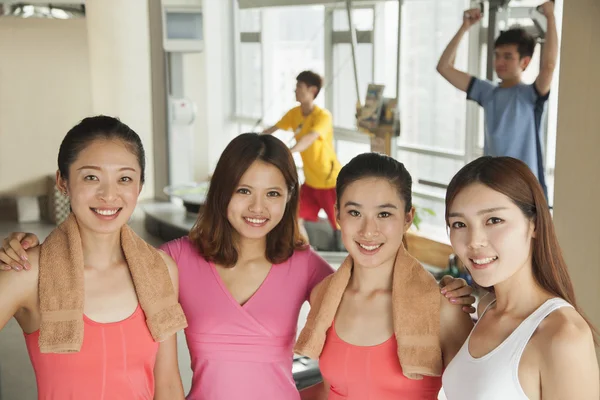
299;184;338;230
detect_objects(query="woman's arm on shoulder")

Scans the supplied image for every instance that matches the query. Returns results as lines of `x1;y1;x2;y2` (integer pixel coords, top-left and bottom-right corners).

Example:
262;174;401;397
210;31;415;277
539;308;599;400
0;247;40;330
440;293;474;367
153;251;185;400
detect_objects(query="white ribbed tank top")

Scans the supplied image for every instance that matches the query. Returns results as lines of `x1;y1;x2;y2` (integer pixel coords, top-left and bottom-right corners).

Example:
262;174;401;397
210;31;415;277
442;297;572;400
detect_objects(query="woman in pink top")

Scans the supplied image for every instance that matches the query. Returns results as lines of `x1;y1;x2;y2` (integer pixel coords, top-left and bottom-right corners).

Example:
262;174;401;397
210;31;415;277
160;133;333;399
1;134;473;400
0;116;185;399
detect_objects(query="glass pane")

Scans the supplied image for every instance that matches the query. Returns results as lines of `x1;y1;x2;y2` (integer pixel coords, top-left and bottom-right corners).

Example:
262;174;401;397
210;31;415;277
399;0;470;154
166;12;203;40
237;123;259;134
333;8;374;31
508;0;543;6
261;6;326;125
332;43;373;129
237;43;262;118
396;150;464;194
478;43;487;149
336;139;371;167
410;197;448;237
381;1;399;98
239;9;260;32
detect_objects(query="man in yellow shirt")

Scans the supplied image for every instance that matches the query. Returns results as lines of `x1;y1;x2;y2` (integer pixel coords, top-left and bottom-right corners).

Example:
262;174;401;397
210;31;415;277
262;71;342;246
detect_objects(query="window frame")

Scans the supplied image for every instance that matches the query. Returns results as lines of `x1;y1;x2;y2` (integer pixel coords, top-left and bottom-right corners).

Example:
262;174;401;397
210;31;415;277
232;0;558;234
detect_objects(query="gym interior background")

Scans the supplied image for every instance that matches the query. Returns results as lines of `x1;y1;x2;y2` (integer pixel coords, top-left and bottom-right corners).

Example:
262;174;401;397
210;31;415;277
0;0;597;398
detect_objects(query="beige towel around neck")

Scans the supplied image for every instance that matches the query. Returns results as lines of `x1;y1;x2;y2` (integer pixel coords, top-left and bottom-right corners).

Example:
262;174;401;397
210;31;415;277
38;213;187;353
294;245;443;379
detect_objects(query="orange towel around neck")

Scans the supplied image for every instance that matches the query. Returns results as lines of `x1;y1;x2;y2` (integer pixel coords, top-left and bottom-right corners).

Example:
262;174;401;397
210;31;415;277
294;245;443;379
38;213;187;353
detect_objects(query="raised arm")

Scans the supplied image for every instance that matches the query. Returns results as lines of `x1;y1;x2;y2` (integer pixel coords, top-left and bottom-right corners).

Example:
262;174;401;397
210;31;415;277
436;8;482;92
534;1;558;97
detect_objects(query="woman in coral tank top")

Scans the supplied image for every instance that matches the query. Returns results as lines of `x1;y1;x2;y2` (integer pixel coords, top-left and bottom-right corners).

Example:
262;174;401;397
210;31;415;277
298;153;475;400
0;116;186;399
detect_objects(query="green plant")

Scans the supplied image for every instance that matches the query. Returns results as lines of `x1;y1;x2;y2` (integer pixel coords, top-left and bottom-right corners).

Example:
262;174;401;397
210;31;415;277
412;205;436;230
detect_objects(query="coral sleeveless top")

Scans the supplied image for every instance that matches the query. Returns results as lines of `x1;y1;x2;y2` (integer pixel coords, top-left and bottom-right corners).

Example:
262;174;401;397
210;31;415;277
319;323;442;400
25;305;159;400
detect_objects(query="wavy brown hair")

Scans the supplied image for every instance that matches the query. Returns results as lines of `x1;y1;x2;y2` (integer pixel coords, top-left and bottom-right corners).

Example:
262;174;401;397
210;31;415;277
189;133;307;266
445;156;598;342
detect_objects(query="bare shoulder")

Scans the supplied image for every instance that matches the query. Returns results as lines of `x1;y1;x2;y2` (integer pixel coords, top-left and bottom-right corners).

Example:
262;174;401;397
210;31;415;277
20;246;40;287
535;305;599;397
26;246;41;271
537;306;594;354
440;291;473;327
0;246;39;310
157;249;180;291
157;249;178;273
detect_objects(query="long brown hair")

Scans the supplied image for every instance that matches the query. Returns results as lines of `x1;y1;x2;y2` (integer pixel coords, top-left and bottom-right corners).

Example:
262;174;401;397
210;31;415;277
445;156;598;341
189;133;306;266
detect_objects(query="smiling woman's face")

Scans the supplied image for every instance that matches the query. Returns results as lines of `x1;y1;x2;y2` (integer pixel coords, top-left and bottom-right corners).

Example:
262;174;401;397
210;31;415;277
226;160;289;241
58;139;142;234
337;177;413;269
447;183;536;288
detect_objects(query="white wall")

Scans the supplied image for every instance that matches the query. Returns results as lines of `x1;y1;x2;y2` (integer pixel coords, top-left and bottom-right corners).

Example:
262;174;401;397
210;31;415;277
0;18;92;196
0;0;241;200
85;0;156;199
553;0;600;361
201;0;238;173
181;52;211;181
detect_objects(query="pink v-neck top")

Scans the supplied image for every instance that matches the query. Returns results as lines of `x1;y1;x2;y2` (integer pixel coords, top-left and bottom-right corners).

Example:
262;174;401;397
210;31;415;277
160;237;334;400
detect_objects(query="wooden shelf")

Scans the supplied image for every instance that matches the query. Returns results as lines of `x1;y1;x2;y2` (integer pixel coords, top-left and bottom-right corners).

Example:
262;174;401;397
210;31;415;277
405;231;453;270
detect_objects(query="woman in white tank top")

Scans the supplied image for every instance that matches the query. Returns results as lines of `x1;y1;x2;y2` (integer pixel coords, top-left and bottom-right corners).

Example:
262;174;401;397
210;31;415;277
440;156;599;400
